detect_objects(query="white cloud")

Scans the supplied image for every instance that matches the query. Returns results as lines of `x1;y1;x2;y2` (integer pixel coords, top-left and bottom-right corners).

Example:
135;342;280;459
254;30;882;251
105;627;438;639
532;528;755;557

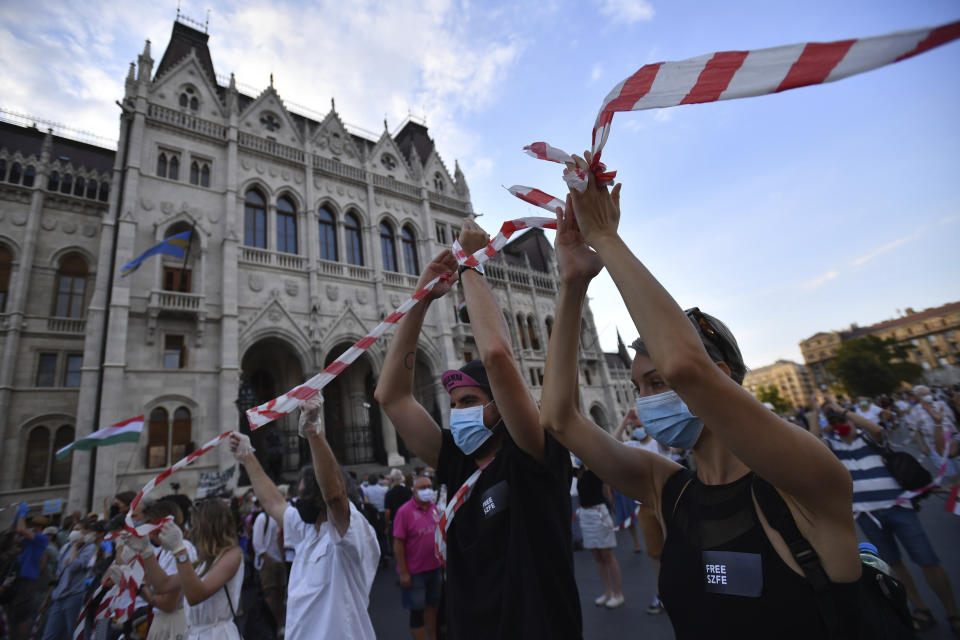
653;108;673;122
596;0;655;24
801;269;838;290
0;0;523;168
851;227;925;267
590;63;604;84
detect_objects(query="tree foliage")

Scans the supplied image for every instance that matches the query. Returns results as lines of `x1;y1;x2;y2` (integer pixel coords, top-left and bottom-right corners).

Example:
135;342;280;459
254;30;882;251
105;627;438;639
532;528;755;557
756;384;792;413
826;335;923;397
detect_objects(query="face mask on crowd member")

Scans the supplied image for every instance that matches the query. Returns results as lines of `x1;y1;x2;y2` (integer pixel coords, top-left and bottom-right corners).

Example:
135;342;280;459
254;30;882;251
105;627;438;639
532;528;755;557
449;401;499;455
634;392;704;450
68;529;83;545
632;427;647;441
413;476;437;505
442;359;503;456
295;465;329;525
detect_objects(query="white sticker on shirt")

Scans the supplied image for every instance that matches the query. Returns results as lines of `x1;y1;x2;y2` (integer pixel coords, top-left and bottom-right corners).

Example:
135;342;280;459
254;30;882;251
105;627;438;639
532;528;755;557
702;550;763;598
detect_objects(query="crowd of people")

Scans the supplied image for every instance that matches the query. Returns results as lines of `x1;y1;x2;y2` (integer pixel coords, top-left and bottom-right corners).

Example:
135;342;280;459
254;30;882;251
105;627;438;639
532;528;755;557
1;153;958;639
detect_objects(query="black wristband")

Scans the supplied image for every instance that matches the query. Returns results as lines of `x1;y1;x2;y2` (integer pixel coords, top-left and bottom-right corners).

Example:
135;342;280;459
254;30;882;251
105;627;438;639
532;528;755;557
458;264;484;278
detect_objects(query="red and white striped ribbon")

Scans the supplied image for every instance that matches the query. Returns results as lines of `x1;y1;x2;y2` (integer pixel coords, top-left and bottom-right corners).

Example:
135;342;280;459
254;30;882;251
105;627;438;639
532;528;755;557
434;466;483;561
947;485;960;516
513;20;960;210
246;216;558;428
72;580;109;640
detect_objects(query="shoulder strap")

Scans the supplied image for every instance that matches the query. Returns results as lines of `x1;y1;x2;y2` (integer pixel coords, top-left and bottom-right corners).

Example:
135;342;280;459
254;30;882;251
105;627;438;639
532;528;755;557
752;477;847;639
660;468;693;526
223;582;244;639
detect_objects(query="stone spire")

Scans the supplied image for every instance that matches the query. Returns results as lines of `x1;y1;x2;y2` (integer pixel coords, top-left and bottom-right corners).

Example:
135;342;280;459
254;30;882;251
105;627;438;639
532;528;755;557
454;159;470;198
137;39;154;82
227;72;238;112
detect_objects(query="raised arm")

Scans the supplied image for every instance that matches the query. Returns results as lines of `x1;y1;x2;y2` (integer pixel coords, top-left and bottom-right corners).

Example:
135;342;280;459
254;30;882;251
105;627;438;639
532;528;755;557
567;152;851;514
457;220;543;461
540;203;678;507
229;432;287;525
300;396;350;538
374;251;459;468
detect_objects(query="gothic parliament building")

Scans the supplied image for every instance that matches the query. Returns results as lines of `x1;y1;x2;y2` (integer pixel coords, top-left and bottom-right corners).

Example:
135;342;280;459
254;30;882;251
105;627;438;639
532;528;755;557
0;19;634;512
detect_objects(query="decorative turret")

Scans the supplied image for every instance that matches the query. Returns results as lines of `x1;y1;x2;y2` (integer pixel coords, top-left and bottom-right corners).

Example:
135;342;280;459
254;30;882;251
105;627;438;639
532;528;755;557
227;72;238;112
137;39;154;82
454;159;469;198
41;128;53;163
125;61;136;93
407;143;423;182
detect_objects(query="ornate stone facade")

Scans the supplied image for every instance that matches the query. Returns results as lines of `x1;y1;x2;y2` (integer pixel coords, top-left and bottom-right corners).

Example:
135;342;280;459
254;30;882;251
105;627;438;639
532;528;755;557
0;20;629;512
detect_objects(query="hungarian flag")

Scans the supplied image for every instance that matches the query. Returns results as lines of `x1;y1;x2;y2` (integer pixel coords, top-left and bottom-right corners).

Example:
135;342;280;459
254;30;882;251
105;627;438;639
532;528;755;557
947;485;960;517
56;415;144;459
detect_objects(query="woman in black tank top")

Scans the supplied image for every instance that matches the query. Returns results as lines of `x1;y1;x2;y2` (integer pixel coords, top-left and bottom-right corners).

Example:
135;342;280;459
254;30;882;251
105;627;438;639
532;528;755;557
539;164;864;638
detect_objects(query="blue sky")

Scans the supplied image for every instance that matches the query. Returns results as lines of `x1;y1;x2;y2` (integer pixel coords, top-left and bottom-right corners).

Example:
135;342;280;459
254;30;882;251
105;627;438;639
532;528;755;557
1;0;957;368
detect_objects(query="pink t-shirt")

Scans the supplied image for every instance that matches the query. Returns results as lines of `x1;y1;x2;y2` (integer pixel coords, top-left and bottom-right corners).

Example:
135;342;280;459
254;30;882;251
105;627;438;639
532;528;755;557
393;498;442;575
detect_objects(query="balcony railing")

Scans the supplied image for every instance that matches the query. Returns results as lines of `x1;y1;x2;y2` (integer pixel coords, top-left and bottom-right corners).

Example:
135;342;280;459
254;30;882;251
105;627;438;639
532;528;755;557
428;190;470;211
146;104;226;139
383;271;419;289
240;246;308;271
313;155;366;182
149;290;204;313
46;317;86;334
238;132;305;164
372;173;422;199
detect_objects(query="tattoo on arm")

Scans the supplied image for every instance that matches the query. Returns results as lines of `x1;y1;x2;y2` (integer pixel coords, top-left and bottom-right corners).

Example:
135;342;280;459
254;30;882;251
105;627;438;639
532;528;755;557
404;351;416;370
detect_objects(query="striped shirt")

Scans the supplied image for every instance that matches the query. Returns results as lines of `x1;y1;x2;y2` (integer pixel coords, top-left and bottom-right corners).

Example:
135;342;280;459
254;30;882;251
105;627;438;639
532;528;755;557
824;434;907;513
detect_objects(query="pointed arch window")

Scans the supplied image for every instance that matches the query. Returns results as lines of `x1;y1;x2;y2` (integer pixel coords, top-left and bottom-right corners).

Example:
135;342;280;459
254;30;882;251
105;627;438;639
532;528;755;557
73;176;85;196
98;182;109;201
157;153;168;177
277;196;298;254
168;156;179;181
146;407;169;468
48;170;60;191
0;245;11;312
0;158;6;181
527;315;541;350
50;426;74;485
200;164;210;187
9;163;21;184
23;426;50;487
401;225;419;275
318;207;338;261
86;179;98;199
344;212;364;266
190;161;200;185
244;189;267;248
545;316;554;340
60;173;72;194
54;254;88;318
433;172;444;193
171;407;192;461
516;314;528;349
23;166;35;187
380;222;398;272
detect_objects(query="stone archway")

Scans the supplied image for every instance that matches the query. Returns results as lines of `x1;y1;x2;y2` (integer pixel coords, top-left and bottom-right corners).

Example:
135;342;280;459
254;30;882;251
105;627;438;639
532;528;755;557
241;337;306;480
589;404;609;431
323;342;381;465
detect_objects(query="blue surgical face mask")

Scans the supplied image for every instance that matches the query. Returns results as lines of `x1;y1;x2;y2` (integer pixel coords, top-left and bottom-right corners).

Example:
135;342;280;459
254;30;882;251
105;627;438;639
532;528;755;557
634;391;703;450
632;427;647;441
449;401;495;455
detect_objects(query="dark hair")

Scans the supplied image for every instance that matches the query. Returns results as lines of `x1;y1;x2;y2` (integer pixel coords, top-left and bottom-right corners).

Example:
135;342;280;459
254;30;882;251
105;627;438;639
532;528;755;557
144;500;184;527
158;494;194;527
299;465;363;511
631;310;747;384
115;491;137;507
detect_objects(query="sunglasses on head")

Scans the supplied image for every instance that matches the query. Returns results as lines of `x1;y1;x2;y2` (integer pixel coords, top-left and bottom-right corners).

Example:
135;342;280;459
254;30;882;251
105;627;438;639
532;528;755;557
685;307;737;369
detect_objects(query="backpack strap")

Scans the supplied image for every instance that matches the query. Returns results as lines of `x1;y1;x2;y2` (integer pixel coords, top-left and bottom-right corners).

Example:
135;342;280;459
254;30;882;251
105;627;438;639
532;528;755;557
751;477;847;640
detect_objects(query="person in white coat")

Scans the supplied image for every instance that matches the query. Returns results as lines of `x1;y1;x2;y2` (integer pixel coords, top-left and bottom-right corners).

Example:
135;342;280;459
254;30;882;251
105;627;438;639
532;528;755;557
231;394;380;640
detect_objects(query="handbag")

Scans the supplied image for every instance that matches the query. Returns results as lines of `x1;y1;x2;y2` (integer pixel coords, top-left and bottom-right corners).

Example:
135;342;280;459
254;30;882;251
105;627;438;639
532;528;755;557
859;435;932;493
752;477;916;640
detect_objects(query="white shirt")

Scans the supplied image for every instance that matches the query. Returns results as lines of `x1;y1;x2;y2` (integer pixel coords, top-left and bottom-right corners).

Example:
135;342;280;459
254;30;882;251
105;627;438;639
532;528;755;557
252;511;283;564
362;484;388;512
282;502;380;640
856;403;884;423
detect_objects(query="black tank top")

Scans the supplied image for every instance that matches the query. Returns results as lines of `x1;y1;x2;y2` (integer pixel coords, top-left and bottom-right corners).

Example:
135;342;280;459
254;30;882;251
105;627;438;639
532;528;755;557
577;470;605;508
659;469;860;639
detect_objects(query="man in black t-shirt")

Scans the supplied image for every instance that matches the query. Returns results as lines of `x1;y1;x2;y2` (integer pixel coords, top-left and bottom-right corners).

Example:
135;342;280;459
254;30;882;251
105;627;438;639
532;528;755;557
384;469;413;557
375;222;582;640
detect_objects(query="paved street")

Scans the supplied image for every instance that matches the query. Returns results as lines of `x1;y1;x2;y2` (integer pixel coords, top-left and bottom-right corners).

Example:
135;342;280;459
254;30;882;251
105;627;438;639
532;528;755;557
370;491;960;639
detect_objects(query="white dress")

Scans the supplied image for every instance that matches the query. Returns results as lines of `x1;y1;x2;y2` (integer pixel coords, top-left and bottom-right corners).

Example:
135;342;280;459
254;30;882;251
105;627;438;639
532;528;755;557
147;542;197;640
183;555;243;640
